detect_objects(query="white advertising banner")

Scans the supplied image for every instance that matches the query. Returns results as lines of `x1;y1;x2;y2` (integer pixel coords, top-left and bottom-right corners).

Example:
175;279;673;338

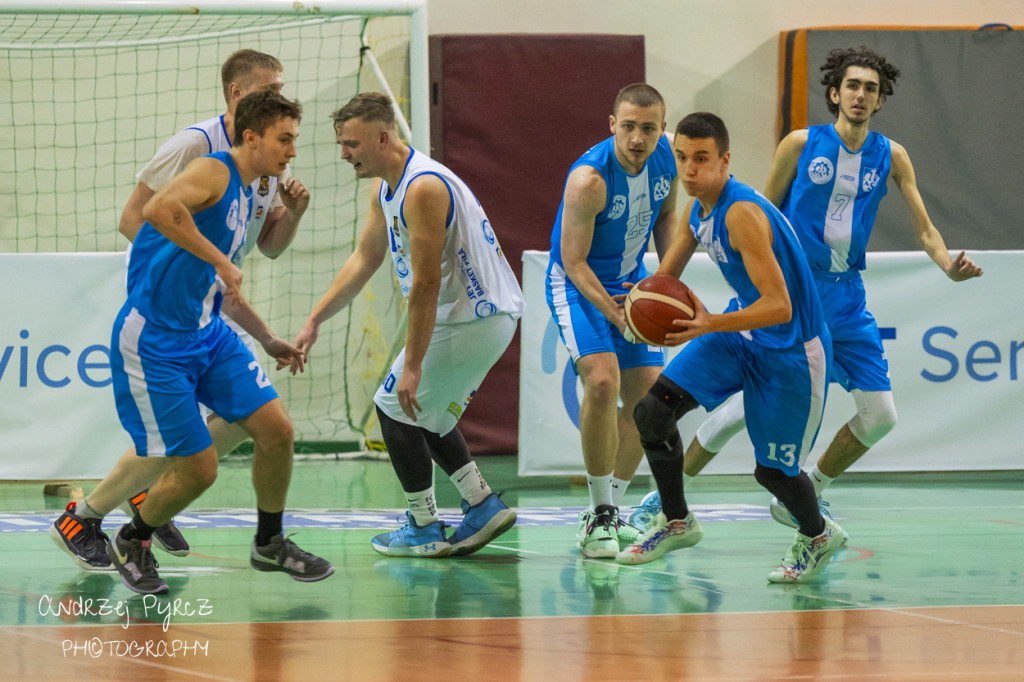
519;250;1023;476
1;253;131;479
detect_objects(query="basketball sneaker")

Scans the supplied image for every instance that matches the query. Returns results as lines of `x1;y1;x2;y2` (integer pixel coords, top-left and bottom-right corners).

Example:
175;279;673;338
576;505;619;558
449;492;517;556
616;511;704;565
372;511;452;558
769;496;849;544
106;530;169;595
251;534;335;582
50;501;113;571
122;490;190;557
615;514;643;550
767;516;845;583
627;490;662;531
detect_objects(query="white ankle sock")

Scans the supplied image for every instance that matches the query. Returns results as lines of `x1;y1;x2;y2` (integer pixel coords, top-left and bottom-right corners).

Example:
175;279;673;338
808;464;834;497
610;477;630;507
587;473;614;509
405;488;439;526
450;462;491;506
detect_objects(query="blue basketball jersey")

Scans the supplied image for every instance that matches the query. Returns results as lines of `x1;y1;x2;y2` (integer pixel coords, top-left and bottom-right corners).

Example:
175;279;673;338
549;134;676;288
689;176;825;349
780;124;891;274
126;151;250;331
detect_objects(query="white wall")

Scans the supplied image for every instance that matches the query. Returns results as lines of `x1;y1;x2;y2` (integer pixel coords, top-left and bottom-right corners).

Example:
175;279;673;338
426;0;1023;186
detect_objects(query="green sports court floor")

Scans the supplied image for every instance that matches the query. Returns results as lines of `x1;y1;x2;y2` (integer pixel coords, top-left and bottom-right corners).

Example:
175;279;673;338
2;455;1023;679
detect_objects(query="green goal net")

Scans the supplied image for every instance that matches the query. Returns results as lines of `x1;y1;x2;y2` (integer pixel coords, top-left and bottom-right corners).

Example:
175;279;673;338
0;0;428;451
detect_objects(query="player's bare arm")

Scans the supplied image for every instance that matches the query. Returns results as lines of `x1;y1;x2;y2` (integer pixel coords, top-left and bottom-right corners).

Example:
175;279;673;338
122;129;213;242
119;182;157;243
257;176;310;258
395;174;448;420
650;178;679;258
141;156;242;299
561;165;629;330
890;141;983;282
221;294;304;375
763;129;808;206
295;179;389;358
667;202;791;346
655;198;698;280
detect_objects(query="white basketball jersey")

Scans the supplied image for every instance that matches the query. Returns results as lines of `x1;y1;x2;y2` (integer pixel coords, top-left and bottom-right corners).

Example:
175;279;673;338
378;150;525;325
136;114;284;264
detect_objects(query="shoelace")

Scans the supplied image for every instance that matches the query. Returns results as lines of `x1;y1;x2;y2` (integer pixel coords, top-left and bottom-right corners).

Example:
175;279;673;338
136;542;160;574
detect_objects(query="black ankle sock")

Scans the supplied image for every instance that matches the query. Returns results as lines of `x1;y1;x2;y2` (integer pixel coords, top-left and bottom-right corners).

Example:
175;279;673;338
256;509;283;546
120;511;156;542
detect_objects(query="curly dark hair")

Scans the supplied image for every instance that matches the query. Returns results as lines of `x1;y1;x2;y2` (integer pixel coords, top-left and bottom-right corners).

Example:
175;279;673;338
820;47;901;117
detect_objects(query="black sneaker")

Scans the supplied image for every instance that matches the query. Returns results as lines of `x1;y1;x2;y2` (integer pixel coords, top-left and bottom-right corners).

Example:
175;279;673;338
106;530;169;595
250;534;334;582
50;502;113;571
123;490;190;557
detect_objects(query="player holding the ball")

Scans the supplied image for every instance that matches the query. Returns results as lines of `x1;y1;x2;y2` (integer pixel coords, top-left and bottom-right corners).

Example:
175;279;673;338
545;83;679;559
617;112;843;583
630;47;984;541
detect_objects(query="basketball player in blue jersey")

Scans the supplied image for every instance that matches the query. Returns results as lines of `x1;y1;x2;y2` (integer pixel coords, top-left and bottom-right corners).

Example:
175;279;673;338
293;92;524;558
616;112;844;583
629;47;983;539
51;50;311;572
101;91;332;594
545;83;679;558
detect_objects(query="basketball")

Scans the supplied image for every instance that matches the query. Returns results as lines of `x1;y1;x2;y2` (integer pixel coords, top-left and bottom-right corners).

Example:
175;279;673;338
624;274;696;346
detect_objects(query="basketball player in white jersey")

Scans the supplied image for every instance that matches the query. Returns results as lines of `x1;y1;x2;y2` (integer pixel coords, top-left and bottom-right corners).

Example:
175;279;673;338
51;50;310;571
629;47;983;537
293;92;525;558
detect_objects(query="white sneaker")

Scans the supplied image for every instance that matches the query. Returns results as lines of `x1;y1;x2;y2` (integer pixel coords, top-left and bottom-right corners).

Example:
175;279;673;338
769;496;849;545
767;516;845;583
576;505;618;558
615;511;703;565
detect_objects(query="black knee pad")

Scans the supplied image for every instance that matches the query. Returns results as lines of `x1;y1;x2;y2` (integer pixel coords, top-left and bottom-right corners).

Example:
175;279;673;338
634;393;682;453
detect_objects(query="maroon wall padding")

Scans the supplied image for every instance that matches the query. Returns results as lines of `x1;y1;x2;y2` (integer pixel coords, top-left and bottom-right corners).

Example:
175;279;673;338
429;34;645;454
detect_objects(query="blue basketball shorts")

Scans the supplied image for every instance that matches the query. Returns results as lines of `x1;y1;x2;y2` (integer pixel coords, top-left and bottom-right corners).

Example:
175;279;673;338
816;275;891;393
662;328;832;475
110;305;278;457
545;262;665;372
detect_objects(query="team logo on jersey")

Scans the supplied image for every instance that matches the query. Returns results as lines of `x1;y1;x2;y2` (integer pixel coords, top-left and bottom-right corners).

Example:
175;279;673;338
394;256;409;277
653;175;672;201
808;157;834;185
258;176;270;197
608;195;627;220
474;300;497;318
446;401;463;419
481;219;495;245
862;167;882;192
226;198;247;234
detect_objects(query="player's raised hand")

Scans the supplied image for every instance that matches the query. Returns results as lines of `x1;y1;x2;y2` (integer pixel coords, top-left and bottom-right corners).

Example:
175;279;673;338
946;250;983;282
280;177;310;214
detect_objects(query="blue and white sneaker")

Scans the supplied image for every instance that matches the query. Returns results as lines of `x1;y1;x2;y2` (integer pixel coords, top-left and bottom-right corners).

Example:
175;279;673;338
627;490;662;531
371;511;452;558
769;496;849;544
449;493;516;556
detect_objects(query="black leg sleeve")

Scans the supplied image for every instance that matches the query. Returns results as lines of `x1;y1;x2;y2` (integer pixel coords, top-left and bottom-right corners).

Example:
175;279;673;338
753;463;825;537
376;405;434;493
633;377;700;521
